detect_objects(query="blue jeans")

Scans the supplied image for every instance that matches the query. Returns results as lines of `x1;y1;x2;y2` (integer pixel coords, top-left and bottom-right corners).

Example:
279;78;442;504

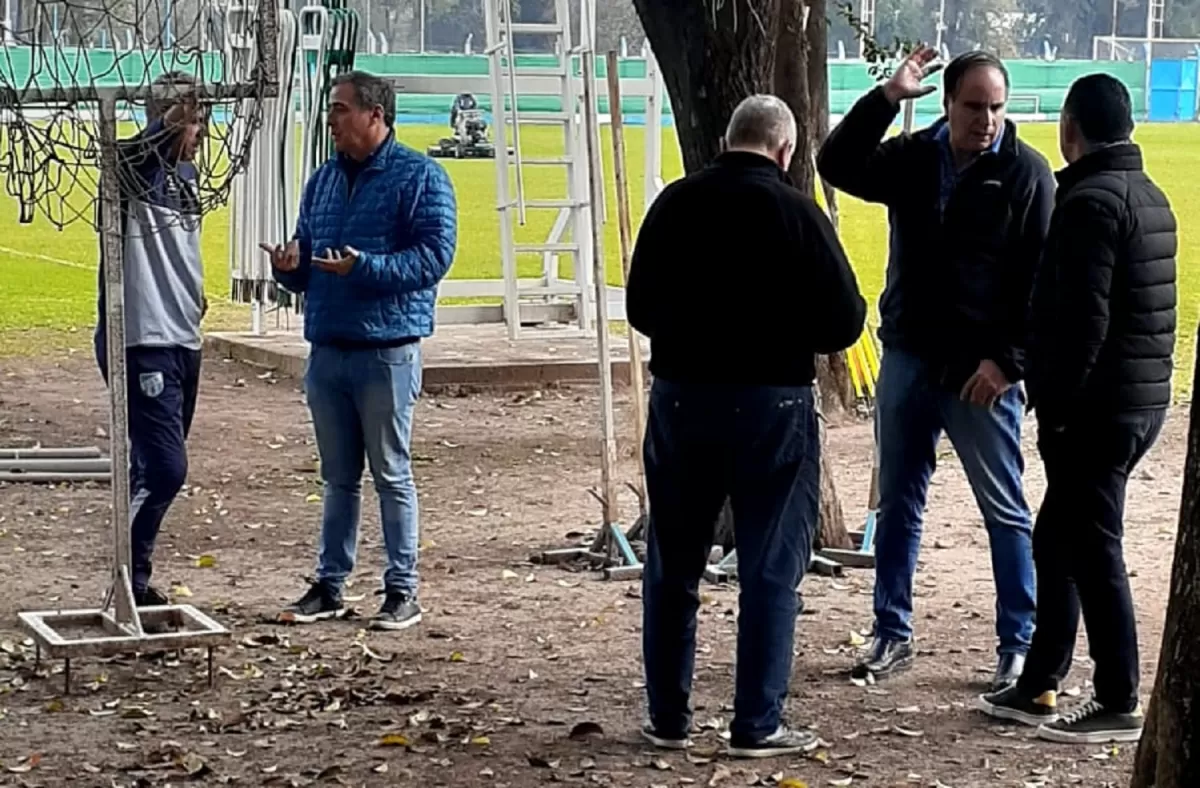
873;348;1035;654
304;342;423;596
642;380;819;743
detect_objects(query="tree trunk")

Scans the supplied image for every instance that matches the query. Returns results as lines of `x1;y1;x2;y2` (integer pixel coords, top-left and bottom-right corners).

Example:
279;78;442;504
1130;346;1200;788
631;0;780;174
633;0;854;553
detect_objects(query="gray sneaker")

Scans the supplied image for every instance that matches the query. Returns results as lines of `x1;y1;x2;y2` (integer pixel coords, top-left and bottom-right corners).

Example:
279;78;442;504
370;591;422;631
1036;699;1143;744
641;722;692;750
727;726;819;759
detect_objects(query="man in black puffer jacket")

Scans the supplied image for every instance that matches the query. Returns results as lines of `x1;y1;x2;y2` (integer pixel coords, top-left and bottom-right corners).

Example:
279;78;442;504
976;74;1177;745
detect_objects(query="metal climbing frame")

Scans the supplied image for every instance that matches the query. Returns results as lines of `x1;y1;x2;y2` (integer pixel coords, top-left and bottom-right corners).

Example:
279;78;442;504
395;45;666;334
482;0;597;339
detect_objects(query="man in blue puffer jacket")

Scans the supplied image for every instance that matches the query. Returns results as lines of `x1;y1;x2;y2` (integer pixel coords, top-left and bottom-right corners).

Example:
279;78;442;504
262;70;457;631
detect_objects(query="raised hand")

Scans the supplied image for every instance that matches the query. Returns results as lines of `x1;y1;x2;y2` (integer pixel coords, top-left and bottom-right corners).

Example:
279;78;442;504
259;240;300;272
882;45;943;105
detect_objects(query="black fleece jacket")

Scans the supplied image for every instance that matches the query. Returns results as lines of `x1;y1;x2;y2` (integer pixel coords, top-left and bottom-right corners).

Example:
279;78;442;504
626;151;867;387
818;86;1056;391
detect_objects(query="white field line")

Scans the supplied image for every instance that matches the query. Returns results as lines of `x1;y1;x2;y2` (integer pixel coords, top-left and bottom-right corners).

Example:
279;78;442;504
0;244;234;304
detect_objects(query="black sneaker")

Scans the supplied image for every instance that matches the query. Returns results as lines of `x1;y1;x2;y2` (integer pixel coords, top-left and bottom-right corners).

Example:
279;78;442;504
134;586;170;607
851;637;914;683
1036;699;1144;744
133;586;172;634
370;591;422;631
280;580;345;624
641;722;692;751
976;684;1059;727
727;726;819;759
991;653;1026;692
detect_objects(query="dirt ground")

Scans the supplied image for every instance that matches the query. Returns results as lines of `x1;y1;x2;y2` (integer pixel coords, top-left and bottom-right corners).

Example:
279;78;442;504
0;349;1186;788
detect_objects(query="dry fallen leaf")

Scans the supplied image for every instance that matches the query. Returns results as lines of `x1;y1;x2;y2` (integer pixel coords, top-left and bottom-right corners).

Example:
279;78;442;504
171;584;193;598
379;733;411;747
6;754;42;774
195;554;216;569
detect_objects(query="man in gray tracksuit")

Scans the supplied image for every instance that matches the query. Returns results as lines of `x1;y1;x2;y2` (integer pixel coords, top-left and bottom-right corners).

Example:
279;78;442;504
93;72;208;607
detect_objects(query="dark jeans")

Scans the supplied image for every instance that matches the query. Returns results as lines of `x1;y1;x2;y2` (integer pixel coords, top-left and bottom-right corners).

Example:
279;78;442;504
96;338;202;594
873;348;1036;653
641;379;819;743
1017;409;1166;713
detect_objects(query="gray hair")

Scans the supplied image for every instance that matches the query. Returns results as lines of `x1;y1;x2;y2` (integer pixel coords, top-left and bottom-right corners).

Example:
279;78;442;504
724;94;797;153
331;70;396;127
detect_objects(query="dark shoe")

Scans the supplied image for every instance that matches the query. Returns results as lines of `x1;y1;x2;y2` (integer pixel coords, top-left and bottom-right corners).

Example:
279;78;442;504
851;637;914;683
991;652;1026;691
133;586;172;634
727;726;819;759
975;684;1059;727
641;722;692;751
280;580;345;624
1036;699;1144;744
134;586;170;607
370;591;422;631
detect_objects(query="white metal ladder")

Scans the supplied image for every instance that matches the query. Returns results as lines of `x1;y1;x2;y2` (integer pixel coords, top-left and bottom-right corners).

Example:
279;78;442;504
483;0;600;339
1148;0;1166;40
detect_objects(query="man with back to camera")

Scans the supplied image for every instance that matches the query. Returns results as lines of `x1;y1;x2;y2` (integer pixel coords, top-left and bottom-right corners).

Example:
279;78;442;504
262;70;457;631
977;74;1177;744
818;47;1056;690
94;71;209;610
627;95;867;758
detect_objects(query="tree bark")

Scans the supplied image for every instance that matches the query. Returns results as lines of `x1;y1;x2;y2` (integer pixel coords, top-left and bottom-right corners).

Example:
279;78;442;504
631;0;780;174
1130;344;1200;788
633;0;855;553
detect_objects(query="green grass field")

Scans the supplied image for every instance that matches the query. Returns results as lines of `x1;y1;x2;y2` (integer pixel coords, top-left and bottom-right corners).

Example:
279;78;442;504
0;121;1196;392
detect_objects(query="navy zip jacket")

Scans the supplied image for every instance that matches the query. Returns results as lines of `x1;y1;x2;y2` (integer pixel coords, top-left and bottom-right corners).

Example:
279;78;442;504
818;86;1056;391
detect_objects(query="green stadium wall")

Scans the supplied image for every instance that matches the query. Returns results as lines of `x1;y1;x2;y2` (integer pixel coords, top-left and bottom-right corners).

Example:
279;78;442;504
0;48;1151;121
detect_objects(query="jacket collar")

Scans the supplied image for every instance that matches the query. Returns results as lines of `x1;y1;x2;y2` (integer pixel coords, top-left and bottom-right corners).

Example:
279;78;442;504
336;130;395;173
712;150;791;182
918;116;1020;160
1056;142;1143;191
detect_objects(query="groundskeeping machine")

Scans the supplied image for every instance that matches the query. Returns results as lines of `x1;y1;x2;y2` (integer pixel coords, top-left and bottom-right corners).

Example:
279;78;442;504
428;92;497;159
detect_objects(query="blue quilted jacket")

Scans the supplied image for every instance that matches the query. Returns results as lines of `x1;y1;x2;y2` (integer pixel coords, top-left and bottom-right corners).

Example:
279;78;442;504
274;133;457;345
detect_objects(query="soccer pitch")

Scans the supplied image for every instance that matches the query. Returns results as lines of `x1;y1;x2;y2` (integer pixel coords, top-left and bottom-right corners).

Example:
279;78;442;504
0;121;1196;392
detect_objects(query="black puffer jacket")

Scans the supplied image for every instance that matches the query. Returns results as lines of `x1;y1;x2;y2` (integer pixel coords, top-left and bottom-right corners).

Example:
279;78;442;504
818;87;1055;391
1027;143;1177;423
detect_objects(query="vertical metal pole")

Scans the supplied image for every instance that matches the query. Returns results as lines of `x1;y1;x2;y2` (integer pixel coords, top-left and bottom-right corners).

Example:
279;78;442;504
97;96;136;630
419;0;425;53
581;51;618;527
643;47;663;214
605;51;647;504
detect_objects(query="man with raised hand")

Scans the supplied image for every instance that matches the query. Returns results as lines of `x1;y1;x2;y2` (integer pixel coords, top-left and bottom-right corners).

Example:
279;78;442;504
977;73;1176;745
628;94;866;758
94;71;209;611
818;48;1055;691
263;70;456;632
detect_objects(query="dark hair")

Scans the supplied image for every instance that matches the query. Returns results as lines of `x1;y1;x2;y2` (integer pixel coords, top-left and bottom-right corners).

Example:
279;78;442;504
1064;73;1135;144
331;70;396;127
147;70;197;121
943;51;1010;98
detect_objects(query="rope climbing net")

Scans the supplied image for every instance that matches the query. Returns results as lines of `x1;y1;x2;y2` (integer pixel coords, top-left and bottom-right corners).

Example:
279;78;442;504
0;0;277;230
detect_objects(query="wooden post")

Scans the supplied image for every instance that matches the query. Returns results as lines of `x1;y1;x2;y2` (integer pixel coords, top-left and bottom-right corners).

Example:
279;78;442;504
581;52;619;525
604;50;648;504
97;95;142;635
